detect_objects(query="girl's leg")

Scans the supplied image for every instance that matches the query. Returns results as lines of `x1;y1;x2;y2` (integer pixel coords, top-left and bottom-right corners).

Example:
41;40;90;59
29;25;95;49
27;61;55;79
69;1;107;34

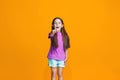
57;67;64;80
51;67;57;80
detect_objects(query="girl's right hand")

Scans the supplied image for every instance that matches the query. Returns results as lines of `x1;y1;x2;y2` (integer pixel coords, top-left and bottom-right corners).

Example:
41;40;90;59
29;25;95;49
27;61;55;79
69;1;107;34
48;29;57;38
52;29;57;35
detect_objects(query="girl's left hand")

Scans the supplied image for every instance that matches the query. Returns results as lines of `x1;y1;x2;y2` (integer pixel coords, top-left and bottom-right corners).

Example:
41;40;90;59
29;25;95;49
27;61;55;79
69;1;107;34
65;58;67;62
64;58;68;65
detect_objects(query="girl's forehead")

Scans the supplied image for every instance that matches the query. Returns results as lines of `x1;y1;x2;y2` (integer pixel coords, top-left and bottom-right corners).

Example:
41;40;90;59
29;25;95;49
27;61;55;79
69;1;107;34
54;19;61;22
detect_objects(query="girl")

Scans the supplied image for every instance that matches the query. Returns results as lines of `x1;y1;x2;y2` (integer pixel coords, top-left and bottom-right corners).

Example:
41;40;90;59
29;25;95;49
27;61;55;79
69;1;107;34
47;17;70;80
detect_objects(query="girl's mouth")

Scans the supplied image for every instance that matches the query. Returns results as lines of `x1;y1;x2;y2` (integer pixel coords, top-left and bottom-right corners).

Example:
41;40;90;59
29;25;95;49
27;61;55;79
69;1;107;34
56;27;59;28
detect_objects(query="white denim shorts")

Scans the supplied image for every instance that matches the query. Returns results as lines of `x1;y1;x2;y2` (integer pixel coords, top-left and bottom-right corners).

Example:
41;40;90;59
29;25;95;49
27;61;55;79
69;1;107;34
48;58;65;68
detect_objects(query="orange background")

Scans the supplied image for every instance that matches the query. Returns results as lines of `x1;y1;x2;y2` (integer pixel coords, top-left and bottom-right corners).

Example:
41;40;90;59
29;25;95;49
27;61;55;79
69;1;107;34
0;0;120;80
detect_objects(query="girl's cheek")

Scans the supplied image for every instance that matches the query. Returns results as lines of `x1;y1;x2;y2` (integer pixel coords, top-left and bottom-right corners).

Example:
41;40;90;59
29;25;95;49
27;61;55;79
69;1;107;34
54;24;56;27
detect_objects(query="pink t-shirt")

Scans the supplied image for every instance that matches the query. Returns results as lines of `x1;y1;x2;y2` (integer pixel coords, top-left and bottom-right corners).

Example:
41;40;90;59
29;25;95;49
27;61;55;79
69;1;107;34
47;32;66;61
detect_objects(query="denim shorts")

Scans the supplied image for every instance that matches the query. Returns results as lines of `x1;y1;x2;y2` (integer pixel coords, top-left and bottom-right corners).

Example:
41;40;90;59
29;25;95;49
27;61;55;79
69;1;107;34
48;58;65;67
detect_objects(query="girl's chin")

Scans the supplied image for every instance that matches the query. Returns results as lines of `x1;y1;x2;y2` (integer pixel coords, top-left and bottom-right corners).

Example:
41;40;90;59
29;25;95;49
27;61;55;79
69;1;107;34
56;29;61;32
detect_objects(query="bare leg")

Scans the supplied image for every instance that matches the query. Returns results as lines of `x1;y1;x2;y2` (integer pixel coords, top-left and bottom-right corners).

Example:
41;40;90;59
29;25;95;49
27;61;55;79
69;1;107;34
51;67;57;80
57;67;64;80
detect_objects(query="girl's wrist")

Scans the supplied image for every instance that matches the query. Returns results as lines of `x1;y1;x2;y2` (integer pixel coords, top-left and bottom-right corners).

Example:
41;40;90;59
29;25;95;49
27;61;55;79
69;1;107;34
49;31;55;38
65;57;68;61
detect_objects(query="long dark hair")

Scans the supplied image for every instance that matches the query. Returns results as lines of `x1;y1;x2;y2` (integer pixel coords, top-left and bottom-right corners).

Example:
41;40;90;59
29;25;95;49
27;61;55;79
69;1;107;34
50;17;70;52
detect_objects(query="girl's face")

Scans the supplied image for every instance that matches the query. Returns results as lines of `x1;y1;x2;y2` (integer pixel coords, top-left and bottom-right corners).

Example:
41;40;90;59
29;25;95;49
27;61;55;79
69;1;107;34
53;19;63;31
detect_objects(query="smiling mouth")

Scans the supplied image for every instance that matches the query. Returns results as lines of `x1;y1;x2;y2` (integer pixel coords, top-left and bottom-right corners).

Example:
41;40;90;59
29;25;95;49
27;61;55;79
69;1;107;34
56;27;59;28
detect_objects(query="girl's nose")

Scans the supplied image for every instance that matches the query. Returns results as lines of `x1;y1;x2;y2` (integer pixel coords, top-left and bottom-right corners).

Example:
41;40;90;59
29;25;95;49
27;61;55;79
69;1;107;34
56;24;58;26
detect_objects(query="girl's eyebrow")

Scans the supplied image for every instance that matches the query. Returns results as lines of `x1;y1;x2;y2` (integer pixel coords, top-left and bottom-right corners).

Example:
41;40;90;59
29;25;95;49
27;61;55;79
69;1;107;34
54;22;58;23
54;21;61;23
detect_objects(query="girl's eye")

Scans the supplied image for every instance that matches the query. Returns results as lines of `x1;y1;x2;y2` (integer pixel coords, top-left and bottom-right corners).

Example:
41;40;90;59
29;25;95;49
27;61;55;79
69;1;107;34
54;22;61;24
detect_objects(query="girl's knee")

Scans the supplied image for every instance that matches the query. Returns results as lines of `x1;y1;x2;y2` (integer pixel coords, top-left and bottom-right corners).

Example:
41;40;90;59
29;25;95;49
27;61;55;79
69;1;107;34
51;71;57;77
57;72;62;77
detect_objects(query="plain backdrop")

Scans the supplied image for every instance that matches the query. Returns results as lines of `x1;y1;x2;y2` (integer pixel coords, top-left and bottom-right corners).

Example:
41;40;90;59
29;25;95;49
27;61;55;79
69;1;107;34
0;0;120;80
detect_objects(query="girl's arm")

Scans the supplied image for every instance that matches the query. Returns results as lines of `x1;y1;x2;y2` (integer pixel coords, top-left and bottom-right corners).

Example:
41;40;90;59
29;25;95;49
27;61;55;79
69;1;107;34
48;32;54;38
65;49;68;62
48;30;56;38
